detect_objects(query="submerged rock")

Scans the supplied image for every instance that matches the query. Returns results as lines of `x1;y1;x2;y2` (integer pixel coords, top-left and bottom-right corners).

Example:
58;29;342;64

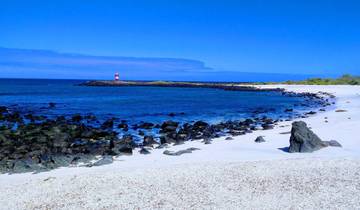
71;114;83;122
288;121;327;153
138;122;154;129
49;102;56;108
0;106;8;113
101;119;114;129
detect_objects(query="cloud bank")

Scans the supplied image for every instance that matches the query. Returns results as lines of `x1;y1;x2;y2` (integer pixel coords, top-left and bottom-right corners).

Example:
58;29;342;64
0;47;214;80
0;47;321;82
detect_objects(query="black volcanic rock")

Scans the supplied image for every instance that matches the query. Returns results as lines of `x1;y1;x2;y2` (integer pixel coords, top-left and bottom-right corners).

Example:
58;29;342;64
101;119;114;129
49;102;56;108
117;122;129;130
289;121;327;153
255;136;265;143
262;123;274;130
193;121;209;130
138;122;154;129
143;135;158;147
160;121;179;133
138;130;145;136
71;114;83;122
163;147;200;156
305;111;317;115
139;148;151;155
323;140;342;147
0;106;8;113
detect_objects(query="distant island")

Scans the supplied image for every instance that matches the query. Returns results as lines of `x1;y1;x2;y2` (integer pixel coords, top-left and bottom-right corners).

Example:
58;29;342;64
80;74;360;89
79;80;284;91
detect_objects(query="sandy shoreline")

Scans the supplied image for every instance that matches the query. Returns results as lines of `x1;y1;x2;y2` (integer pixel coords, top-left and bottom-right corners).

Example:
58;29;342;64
1;85;360;209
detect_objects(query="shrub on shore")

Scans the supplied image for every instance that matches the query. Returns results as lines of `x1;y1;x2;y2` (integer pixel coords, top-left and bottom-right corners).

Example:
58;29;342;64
280;74;360;85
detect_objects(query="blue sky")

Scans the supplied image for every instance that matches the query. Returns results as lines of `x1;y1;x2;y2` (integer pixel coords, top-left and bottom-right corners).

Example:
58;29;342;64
0;0;359;81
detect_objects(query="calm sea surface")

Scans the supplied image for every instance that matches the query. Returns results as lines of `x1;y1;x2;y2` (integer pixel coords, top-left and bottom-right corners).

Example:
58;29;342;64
0;79;316;124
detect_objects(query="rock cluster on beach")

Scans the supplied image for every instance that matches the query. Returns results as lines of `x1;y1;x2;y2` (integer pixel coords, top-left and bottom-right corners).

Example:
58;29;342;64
0;106;279;173
0;110;127;173
0;89;335;173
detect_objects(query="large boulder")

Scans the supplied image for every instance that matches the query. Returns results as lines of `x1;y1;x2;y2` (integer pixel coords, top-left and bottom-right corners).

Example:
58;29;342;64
289;121;327;153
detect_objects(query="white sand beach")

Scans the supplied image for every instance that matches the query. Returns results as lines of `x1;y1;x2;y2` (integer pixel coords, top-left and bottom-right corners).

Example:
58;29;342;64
1;85;360;210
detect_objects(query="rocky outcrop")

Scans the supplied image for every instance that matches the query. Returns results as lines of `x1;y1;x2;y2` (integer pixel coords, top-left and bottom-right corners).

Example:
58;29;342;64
288;121;327;153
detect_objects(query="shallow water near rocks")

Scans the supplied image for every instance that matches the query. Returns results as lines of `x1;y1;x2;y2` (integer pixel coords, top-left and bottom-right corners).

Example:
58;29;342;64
0;79;320;125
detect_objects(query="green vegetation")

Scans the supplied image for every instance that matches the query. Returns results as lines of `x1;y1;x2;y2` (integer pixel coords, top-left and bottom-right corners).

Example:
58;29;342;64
281;74;360;85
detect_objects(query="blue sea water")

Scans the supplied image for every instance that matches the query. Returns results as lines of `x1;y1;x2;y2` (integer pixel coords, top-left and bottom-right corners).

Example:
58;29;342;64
0;79;316;125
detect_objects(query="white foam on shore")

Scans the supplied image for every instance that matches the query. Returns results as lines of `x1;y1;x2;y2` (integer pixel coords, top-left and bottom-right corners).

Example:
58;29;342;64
1;85;360;209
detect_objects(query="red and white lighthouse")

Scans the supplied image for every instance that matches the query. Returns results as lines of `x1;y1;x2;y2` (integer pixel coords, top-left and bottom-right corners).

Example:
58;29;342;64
114;72;120;81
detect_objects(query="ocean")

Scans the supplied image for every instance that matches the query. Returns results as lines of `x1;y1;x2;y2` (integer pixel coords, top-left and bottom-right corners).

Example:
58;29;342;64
0;79;318;126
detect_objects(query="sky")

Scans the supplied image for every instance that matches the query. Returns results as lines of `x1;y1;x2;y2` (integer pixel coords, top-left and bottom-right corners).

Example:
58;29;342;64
0;0;359;81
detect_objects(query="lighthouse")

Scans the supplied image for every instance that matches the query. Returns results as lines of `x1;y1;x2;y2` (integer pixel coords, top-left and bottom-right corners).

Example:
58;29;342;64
114;72;120;81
